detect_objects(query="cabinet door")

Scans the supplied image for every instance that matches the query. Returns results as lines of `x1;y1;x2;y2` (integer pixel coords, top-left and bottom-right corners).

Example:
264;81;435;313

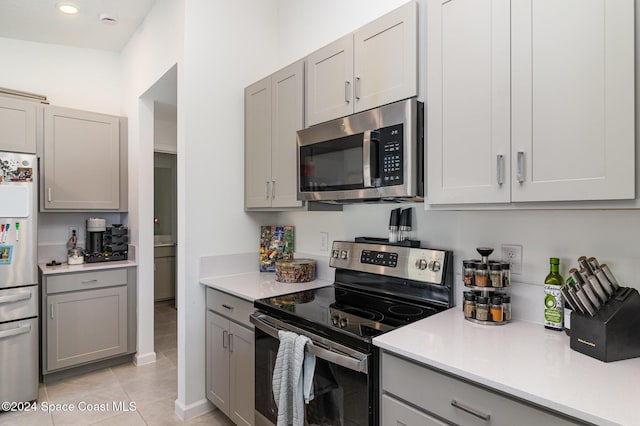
426;0;511;205
271;61;304;209
47;286;127;371
154;256;175;301
0;97;37;153
511;0;634;202
229;322;255;426
306;35;354;126
206;310;230;416
382;394;448;426
354;1;418;113
43;106;120;209
245;77;273;208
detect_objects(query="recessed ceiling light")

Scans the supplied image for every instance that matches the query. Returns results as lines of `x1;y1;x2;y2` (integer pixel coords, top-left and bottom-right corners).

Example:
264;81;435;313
57;2;79;15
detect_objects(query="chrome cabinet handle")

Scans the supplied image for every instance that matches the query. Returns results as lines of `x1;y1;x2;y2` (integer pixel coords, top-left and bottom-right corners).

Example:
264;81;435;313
345;81;351;103
50;303;54;320
496;154;504;186
221;304;234;311
451;400;491;422
48;187;52;202
81;279;98;284
222;330;228;348
516;151;525;184
229;334;234;352
271;181;276;199
355;77;361;100
265;181;270;199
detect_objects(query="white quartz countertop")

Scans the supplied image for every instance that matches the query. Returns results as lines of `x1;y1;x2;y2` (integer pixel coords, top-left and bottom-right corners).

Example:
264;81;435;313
200;272;332;302
39;259;138;275
373;308;640;426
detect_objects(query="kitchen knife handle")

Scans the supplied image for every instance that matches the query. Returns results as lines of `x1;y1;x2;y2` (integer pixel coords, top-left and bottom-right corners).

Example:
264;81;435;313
222;330;228;348
516;151;525;184
345;81;351;103
496;154;504;186
451;400;491;422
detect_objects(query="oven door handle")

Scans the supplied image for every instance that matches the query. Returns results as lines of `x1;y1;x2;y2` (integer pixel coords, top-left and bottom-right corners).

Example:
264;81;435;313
250;313;369;374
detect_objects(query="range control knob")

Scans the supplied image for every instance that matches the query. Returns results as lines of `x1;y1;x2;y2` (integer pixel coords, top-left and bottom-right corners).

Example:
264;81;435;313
331;315;340;326
430;260;441;272
415;258;428;270
340;250;349;260
332;249;340;259
339;318;348;328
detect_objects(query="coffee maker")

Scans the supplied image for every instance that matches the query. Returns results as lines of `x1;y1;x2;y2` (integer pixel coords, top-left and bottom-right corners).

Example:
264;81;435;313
86;217;106;254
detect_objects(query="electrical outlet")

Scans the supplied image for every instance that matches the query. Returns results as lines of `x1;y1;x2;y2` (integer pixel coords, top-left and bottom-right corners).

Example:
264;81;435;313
502;244;523;275
320;232;329;252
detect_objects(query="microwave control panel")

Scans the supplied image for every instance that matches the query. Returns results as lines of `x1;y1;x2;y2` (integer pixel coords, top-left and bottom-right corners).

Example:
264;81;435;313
379;124;404;186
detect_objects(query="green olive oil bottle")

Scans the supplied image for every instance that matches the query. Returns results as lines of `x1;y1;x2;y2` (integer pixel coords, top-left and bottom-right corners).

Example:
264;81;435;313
544;258;564;330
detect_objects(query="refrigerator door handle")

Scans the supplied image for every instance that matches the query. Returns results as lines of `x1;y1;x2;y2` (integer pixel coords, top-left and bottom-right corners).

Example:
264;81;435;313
0;291;32;305
0;323;31;340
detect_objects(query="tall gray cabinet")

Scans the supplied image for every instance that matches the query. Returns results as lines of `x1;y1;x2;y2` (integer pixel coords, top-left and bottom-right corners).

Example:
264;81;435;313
244;60;305;210
0;96;38;153
42;105;127;211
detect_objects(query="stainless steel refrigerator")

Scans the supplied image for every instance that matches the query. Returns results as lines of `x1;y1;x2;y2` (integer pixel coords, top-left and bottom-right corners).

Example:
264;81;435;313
0;151;39;403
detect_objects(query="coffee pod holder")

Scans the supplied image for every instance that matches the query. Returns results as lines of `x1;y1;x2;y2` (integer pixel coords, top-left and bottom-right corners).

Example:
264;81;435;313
463;247;511;326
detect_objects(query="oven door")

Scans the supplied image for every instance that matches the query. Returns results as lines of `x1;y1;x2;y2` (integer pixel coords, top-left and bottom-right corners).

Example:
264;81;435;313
251;312;375;426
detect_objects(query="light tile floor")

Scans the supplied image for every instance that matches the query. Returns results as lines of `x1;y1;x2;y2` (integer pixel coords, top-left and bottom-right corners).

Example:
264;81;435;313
1;301;235;426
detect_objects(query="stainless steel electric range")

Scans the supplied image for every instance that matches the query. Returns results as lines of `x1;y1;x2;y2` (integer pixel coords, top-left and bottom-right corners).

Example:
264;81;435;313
251;241;454;426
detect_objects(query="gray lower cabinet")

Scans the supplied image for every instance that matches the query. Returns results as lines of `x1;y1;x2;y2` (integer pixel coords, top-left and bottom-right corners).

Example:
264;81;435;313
206;288;254;426
154;245;175;301
41;267;136;376
381;352;584;426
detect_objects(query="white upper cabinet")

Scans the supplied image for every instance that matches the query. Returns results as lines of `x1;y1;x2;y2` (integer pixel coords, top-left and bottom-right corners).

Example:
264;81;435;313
511;0;635;202
0;97;37;154
306;1;418;126
427;0;635;205
427;0;511;204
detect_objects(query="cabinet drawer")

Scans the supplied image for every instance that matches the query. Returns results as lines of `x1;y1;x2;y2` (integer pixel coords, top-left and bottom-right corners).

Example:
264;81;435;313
47;269;128;294
206;288;253;328
382;394;448;426
382;353;580;426
154;245;175;258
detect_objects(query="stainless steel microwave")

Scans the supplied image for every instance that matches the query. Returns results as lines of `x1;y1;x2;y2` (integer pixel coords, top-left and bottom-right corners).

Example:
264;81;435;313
297;99;424;202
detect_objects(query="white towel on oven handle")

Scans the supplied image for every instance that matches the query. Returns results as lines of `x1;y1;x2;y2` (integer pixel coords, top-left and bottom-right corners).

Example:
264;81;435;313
272;330;316;426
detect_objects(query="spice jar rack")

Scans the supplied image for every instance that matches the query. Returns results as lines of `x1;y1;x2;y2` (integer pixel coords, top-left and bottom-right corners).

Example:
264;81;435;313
462;247;512;326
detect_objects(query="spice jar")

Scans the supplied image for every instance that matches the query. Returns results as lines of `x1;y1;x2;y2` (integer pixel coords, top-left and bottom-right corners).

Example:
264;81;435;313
501;262;511;287
463;261;476;286
463;292;476;319
490;297;503;322
502;295;511;321
476;296;490;321
475;264;488;287
489;263;503;288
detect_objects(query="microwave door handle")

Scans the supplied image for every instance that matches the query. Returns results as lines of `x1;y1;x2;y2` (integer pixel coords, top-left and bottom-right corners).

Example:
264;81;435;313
363;130;372;187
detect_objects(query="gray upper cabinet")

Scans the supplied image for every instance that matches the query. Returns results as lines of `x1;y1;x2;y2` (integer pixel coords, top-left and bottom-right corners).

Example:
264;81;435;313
0;96;37;154
306;1;418;126
245;60;304;210
42;105;127;211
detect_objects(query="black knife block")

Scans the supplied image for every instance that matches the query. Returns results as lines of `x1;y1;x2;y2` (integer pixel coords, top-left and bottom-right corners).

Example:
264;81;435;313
570;287;640;362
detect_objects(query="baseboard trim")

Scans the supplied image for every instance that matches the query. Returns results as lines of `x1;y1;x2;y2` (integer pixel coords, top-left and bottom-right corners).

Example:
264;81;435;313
134;351;157;366
174;398;214;421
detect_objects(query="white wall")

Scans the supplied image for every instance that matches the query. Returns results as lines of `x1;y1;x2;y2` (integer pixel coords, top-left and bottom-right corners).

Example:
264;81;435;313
0;37;122;114
180;0;279;415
